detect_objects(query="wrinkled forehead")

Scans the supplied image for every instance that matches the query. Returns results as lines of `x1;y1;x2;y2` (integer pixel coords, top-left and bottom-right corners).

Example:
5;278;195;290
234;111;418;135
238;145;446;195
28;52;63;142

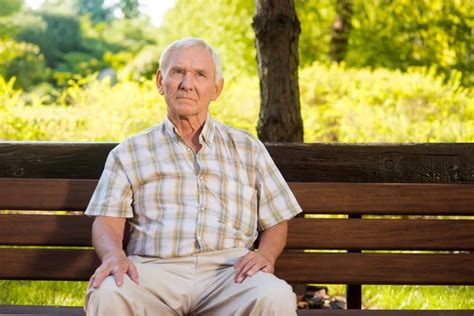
164;46;215;73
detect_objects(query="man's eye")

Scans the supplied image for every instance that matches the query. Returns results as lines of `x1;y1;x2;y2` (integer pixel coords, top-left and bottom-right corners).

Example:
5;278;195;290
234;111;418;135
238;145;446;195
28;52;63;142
170;69;183;75
197;72;205;77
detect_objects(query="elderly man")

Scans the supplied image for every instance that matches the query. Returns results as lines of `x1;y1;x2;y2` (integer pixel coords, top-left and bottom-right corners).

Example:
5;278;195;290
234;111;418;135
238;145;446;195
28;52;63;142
85;37;302;316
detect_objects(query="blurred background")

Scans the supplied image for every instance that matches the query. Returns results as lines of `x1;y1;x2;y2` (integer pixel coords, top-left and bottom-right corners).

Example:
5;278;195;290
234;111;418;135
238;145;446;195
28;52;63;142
0;0;473;309
0;0;472;143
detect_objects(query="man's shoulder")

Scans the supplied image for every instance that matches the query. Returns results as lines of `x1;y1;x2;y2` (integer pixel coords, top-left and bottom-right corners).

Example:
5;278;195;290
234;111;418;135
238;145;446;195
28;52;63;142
112;122;163;155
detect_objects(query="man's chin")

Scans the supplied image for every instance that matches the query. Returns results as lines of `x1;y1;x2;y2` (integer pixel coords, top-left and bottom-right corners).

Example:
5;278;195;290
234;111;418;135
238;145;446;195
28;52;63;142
168;103;208;118
172;108;205;119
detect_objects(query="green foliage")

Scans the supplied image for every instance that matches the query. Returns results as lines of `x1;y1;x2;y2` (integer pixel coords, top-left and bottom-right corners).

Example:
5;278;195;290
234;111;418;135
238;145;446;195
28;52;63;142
293;0;474;86
16;12;83;68
103;50;134;71
296;0;336;67
120;45;161;80
346;0;474;86
0;17;19;39
38;0;76;15
79;16;158;80
59;52;103;73
118;0;140;19
74;0;113;23
2;10;46;40
0;38;50;90
155;0;472;87
98;17;157;52
1;63;472;143
0;74;162;141
0;0;22;17
4;7;160;89
299;62;473;142
158;0;257;78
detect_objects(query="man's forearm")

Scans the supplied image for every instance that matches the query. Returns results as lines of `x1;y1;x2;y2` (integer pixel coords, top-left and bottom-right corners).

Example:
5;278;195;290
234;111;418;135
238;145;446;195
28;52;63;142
90;216;139;287
92;216;127;262
256;220;288;264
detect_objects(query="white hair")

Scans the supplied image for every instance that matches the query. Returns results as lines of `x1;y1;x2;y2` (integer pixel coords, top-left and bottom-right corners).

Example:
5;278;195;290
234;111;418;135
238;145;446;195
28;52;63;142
159;37;223;83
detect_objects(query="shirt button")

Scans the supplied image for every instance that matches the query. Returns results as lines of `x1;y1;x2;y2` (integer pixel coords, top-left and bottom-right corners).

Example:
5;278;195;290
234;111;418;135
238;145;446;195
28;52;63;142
200;206;205;211
187;147;192;151
199;176;204;180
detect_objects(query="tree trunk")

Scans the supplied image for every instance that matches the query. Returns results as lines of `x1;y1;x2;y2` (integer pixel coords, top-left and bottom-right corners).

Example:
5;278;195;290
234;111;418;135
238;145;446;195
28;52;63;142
330;0;353;63
253;0;303;142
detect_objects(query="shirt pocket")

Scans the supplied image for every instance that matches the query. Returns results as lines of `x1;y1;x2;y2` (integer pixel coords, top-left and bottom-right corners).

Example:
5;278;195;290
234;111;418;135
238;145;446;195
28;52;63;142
219;177;258;241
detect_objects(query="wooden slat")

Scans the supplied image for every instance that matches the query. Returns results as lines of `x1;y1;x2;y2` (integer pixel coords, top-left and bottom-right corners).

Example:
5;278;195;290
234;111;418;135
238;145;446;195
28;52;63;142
3;215;472;251
0;249;98;280
290;182;474;215
2;179;474;215
287;218;474;250
275;252;474;285
1;249;473;286
0;214;93;246
347;283;362;309
1;142;473;184
0;305;86;316
266;143;474;183
0;178;97;211
0;142;115;179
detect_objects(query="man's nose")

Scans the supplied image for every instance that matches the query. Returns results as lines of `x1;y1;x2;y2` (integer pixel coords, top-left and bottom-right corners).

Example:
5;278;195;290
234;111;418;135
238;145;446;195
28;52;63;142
179;72;194;90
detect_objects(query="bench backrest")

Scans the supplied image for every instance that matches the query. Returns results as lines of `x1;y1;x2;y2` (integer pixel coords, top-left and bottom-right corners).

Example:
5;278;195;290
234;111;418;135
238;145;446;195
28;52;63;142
1;142;473;308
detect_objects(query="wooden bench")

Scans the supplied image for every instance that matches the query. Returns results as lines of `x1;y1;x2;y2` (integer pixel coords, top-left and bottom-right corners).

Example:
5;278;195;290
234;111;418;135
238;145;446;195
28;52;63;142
0;142;473;315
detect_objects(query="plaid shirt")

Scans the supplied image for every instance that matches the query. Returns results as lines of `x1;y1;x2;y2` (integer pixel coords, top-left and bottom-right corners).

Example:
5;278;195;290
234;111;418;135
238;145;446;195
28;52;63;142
85;115;302;258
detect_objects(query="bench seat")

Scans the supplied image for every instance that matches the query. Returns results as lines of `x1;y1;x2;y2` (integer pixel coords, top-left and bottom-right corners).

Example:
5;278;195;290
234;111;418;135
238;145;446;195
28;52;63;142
1;142;473;314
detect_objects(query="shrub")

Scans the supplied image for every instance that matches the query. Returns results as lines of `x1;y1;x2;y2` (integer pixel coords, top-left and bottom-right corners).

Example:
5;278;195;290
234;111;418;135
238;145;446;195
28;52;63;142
16;12;83;68
299;63;473;142
120;45;161;81
0;38;50;90
0;64;472;143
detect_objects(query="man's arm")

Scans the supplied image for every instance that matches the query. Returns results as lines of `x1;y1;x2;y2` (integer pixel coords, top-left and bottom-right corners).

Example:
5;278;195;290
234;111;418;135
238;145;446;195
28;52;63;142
90;216;139;288
234;220;288;283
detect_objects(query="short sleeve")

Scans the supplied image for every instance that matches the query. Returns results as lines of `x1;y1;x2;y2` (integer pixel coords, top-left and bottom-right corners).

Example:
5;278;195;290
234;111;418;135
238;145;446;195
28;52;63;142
85;149;133;218
256;142;303;230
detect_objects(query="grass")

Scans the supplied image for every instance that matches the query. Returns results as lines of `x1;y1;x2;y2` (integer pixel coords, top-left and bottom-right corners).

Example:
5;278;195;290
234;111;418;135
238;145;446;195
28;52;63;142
0;281;87;306
1;281;473;309
363;285;474;309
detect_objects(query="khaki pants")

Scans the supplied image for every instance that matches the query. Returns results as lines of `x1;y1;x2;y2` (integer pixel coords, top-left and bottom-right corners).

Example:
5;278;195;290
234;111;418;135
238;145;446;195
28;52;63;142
85;248;297;316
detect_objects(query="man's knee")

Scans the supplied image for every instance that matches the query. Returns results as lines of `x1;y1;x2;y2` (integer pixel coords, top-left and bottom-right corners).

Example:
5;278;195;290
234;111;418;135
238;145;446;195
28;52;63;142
85;276;138;315
250;274;297;313
257;280;295;304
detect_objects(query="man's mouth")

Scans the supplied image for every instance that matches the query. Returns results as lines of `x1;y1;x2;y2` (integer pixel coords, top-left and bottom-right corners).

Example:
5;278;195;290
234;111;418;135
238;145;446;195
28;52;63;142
177;96;195;101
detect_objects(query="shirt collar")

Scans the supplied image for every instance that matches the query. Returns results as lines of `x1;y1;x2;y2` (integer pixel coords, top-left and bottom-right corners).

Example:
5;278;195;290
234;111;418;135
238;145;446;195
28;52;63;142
199;113;215;148
164;113;215;148
164;116;178;141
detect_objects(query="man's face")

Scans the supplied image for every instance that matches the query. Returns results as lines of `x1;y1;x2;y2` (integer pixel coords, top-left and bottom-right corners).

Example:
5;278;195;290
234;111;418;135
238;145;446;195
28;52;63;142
156;46;224;120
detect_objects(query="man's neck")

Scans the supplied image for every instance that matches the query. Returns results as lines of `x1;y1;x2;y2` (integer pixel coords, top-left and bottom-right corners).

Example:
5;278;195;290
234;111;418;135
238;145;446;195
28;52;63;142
168;113;207;152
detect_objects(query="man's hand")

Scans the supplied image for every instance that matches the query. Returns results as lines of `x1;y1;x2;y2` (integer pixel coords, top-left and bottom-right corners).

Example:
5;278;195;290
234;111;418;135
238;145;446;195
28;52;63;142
90;216;136;288
90;254;139;288
234;251;275;284
233;221;289;284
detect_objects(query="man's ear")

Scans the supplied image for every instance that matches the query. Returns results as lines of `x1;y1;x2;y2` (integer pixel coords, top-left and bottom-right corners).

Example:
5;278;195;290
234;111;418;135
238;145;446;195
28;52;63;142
211;79;224;101
156;69;164;95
